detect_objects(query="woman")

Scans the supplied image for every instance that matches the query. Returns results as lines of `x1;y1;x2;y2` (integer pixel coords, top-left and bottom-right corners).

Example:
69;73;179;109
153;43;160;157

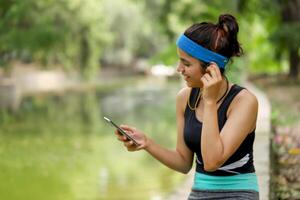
115;14;259;200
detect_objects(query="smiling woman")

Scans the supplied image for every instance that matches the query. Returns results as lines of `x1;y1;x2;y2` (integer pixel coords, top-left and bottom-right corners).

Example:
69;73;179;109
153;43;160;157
177;48;207;88
113;13;260;200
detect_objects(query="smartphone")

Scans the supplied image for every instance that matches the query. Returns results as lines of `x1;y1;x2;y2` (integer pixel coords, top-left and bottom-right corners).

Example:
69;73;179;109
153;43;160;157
103;117;140;146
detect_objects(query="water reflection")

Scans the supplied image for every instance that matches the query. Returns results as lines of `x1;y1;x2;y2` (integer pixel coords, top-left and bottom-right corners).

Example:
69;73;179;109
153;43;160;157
99;167;109;194
0;78;185;200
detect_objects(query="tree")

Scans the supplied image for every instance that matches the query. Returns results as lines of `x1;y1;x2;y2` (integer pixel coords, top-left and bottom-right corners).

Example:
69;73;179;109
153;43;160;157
238;0;300;79
144;0;300;79
0;0;109;79
277;0;300;79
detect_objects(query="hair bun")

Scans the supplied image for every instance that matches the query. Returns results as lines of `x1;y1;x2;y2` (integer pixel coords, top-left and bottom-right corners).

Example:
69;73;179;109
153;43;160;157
217;14;242;57
218;14;239;34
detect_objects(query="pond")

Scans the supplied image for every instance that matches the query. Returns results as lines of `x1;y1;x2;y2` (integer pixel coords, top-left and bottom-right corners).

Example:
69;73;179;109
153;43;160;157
0;77;186;200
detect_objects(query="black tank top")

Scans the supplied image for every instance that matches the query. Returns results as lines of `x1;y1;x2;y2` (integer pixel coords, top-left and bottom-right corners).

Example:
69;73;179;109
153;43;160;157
184;84;256;176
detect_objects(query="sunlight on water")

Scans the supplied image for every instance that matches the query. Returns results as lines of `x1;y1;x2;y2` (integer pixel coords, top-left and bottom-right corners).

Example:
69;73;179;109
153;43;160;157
99;167;109;193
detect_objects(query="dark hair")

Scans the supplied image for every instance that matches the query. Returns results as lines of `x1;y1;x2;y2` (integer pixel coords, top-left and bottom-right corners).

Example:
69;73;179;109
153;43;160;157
184;14;243;73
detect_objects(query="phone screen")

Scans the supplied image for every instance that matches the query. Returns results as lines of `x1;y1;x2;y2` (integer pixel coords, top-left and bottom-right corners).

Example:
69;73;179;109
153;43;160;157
103;117;140;146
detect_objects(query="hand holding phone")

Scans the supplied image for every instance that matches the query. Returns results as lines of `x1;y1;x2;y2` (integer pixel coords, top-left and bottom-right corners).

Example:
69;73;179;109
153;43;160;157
104;117;140;146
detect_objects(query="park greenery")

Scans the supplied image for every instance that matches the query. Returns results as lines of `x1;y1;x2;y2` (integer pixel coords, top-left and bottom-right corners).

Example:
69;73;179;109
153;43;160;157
1;1;300;199
0;0;299;79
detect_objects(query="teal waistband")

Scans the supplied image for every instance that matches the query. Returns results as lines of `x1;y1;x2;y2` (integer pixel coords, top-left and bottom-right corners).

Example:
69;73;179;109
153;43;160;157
193;172;259;192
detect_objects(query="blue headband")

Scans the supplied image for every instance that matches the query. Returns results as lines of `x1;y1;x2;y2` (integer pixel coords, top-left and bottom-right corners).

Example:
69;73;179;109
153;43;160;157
176;34;229;69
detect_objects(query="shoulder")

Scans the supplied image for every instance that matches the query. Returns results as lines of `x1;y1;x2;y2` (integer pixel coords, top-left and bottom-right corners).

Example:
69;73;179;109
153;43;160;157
236;86;258;106
229;85;258;114
176;87;191;112
177;87;191;98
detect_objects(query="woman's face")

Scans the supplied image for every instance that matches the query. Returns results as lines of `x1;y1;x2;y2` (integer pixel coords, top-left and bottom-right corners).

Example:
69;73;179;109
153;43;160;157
176;48;206;88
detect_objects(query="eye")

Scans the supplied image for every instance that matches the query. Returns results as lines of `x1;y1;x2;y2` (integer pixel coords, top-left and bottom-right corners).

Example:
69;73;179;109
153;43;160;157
183;62;191;67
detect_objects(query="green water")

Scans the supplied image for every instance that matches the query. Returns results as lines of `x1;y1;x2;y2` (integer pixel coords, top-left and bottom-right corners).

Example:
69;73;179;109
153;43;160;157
0;78;186;200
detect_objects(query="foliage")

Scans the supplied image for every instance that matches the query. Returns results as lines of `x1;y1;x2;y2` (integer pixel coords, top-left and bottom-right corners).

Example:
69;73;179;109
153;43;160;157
238;0;300;78
149;43;177;66
1;0;299;78
270;22;300;52
148;0;299;77
143;0;284;77
147;0;240;67
239;15;284;74
0;0;109;78
100;0;168;68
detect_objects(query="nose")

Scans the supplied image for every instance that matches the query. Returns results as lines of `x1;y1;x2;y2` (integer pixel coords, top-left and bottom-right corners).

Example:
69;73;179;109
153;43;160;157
176;63;184;73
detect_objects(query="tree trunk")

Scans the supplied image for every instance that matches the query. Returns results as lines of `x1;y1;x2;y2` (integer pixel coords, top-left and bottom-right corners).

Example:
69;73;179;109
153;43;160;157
288;49;300;79
280;0;300;79
80;27;90;79
280;0;300;22
159;0;175;41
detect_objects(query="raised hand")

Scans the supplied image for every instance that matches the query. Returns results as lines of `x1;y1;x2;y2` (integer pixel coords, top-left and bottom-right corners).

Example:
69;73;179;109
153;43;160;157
200;62;223;104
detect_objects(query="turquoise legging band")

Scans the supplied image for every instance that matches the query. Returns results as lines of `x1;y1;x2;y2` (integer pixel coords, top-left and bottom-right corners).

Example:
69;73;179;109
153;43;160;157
193;172;259;192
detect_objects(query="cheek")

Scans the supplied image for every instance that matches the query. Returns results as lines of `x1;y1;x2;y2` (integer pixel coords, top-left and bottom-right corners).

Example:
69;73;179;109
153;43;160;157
190;67;205;87
198;67;207;79
199;66;206;74
194;67;205;79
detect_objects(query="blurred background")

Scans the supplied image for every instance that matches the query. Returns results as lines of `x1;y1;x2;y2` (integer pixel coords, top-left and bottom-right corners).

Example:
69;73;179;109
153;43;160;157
0;0;299;199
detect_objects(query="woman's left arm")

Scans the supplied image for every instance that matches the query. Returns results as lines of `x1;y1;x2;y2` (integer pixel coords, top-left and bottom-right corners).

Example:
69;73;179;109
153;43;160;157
201;91;258;171
200;64;258;172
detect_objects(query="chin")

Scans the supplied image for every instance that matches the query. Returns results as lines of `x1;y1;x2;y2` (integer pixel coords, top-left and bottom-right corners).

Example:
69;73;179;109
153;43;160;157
185;82;192;87
186;81;202;88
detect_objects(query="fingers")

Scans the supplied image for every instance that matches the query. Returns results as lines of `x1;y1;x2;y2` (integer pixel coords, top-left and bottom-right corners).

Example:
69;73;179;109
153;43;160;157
115;124;134;140
201;63;222;86
206;62;222;79
201;74;211;86
123;140;135;147
202;73;213;81
114;130;127;140
123;140;140;152
114;125;138;150
116;134;138;151
120;124;135;131
114;124;144;151
115;131;137;151
206;67;217;79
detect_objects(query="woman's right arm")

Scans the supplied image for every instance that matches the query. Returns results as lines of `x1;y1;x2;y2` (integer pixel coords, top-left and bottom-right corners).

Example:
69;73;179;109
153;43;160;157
116;88;194;174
